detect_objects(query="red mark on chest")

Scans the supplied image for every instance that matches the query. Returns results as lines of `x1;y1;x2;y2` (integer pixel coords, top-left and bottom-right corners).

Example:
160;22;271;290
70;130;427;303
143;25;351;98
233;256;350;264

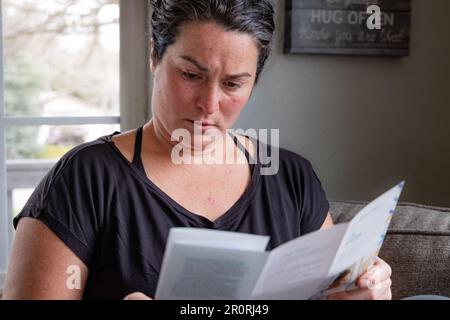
207;196;216;205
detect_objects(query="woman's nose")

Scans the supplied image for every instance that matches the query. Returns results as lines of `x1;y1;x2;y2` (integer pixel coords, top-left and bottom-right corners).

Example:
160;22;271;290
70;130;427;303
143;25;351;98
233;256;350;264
196;84;220;115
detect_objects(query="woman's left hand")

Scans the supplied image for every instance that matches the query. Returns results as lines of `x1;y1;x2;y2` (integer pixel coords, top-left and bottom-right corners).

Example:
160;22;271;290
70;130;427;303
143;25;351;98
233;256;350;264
327;257;393;300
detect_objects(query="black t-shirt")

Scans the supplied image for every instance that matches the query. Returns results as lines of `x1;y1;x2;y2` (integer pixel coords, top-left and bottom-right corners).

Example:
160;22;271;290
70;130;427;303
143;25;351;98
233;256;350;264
14;129;329;299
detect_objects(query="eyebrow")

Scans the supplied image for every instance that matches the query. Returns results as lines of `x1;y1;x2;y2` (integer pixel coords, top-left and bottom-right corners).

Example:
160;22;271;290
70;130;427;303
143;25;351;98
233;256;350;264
180;55;252;79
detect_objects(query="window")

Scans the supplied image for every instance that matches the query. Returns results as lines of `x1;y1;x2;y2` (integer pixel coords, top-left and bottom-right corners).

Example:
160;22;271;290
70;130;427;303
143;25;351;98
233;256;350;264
0;0;151;291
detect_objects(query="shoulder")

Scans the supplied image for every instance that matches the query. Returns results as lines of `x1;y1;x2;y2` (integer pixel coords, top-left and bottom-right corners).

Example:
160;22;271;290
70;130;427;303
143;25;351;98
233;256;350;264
233;133;317;177
42;134;121;186
234;134;312;166
17;134;123;222
276;148;319;187
57;136;113;167
278;147;314;169
255;137;316;178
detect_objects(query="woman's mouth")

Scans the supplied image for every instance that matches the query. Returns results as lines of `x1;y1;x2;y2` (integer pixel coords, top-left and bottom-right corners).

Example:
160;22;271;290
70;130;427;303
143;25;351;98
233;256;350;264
186;120;218;132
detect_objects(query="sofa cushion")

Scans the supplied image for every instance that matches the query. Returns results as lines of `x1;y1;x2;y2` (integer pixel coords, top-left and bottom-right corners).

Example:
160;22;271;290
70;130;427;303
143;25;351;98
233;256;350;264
329;201;450;300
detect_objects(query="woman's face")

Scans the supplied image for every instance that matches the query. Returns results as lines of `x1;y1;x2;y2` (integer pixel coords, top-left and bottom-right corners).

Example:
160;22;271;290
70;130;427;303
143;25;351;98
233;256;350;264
150;21;259;145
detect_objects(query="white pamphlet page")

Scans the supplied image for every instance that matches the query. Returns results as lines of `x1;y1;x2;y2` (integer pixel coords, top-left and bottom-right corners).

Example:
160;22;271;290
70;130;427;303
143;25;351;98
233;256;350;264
155;182;404;300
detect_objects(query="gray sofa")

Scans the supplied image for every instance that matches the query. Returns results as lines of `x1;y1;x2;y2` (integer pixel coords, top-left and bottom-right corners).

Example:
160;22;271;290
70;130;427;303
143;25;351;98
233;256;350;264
330;201;450;300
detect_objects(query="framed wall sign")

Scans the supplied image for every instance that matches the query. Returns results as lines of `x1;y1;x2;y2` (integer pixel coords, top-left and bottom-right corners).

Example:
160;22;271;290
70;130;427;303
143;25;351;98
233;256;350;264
284;0;411;56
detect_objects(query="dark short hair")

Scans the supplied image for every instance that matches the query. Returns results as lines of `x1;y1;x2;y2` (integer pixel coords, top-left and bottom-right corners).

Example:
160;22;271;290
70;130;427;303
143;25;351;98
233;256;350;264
150;0;275;83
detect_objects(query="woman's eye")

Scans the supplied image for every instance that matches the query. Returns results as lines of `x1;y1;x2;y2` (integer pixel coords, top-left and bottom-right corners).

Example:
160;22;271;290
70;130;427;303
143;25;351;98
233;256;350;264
182;71;201;80
224;81;241;89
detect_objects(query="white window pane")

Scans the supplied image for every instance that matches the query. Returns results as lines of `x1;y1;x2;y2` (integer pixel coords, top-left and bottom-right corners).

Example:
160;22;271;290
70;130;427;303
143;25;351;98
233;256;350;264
12;189;34;219
3;0;120;117
6;124;120;160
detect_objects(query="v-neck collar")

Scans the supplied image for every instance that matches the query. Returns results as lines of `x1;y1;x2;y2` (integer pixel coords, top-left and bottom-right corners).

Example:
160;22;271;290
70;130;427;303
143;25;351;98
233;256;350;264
102;132;262;229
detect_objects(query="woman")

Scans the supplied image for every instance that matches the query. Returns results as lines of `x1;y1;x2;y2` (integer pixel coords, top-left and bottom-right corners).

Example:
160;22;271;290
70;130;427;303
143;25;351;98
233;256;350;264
3;0;392;300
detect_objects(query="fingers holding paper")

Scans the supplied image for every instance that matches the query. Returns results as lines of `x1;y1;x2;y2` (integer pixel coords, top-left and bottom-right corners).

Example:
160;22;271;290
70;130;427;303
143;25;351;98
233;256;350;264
327;257;393;300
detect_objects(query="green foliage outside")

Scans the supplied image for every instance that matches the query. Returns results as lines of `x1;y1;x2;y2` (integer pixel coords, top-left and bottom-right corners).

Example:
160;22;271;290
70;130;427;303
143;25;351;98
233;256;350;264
4;0;119;160
5;53;46;159
36;145;72;159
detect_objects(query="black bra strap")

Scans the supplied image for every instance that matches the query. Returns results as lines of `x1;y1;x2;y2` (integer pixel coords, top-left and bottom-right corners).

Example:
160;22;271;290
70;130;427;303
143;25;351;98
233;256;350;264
229;132;256;164
132;128;255;174
132;127;146;174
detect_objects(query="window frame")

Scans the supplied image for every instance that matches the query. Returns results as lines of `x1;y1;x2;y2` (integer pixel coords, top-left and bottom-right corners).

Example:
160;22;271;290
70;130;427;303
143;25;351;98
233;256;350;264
0;0;7;292
0;0;151;293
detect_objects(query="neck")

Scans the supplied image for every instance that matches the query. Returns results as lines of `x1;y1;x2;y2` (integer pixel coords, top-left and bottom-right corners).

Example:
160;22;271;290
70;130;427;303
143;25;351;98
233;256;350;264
143;119;238;164
143;119;178;156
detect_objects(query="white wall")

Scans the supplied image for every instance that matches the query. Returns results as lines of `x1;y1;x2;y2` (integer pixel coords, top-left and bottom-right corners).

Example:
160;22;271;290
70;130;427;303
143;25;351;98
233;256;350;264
236;0;450;206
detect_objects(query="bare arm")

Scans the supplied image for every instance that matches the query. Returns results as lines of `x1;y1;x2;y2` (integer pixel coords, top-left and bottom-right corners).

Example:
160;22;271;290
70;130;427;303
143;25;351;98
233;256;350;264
2;218;88;299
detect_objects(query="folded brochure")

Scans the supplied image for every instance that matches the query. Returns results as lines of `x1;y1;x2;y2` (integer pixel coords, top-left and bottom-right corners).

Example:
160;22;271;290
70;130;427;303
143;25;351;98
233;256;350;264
155;182;405;300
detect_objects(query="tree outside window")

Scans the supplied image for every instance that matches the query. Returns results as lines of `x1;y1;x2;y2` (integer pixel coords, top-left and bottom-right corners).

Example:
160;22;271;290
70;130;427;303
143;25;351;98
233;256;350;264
3;0;120;160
